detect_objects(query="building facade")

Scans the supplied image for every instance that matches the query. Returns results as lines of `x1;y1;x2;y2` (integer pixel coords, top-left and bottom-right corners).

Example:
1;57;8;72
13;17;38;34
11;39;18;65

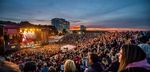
51;18;70;33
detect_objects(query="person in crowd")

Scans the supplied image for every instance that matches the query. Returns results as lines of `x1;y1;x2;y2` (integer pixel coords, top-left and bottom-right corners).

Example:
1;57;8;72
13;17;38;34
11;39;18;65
0;60;21;72
64;59;77;72
48;66;56;72
41;63;49;72
118;44;150;72
23;61;37;72
84;53;103;72
138;36;150;63
106;60;119;72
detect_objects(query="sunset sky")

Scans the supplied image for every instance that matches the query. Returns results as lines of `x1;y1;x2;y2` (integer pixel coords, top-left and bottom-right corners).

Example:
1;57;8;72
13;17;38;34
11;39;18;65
0;0;150;29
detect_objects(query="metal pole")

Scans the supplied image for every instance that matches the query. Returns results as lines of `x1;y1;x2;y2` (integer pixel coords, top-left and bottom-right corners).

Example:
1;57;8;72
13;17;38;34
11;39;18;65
3;25;6;53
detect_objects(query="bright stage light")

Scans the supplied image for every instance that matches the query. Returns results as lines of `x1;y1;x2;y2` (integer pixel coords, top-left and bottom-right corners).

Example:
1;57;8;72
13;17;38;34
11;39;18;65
25;29;28;31
20;29;22;32
30;29;33;31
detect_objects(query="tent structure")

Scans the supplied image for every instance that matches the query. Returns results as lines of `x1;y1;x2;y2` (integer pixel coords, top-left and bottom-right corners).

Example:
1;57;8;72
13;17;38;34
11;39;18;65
61;44;76;52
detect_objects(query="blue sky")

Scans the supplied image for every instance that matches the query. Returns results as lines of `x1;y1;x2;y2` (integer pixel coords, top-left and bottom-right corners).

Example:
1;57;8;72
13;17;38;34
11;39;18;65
0;0;150;28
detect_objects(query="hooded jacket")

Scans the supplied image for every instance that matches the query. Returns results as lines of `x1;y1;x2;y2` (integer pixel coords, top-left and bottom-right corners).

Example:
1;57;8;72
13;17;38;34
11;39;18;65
121;59;150;72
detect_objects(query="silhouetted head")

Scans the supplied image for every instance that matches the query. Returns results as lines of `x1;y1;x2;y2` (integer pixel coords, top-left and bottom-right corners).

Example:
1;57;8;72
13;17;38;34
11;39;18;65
88;53;99;65
24;61;37;72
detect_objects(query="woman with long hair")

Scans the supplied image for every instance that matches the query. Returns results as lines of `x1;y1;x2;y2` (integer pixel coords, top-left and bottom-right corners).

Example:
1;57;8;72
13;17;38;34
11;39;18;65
64;59;77;72
118;44;150;72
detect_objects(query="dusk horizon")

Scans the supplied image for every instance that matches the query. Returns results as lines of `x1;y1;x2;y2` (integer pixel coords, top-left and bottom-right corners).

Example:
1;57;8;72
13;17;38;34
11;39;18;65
1;0;150;29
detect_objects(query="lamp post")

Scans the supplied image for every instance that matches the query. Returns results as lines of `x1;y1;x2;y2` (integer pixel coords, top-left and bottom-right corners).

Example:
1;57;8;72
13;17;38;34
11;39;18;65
1;25;6;54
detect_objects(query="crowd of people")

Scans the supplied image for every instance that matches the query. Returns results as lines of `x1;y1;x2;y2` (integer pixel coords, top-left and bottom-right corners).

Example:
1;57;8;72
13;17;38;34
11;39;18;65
0;31;150;72
59;33;101;45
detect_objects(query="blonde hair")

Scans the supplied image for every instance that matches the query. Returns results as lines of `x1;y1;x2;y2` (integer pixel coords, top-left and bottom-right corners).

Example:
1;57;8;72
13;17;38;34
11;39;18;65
64;59;76;72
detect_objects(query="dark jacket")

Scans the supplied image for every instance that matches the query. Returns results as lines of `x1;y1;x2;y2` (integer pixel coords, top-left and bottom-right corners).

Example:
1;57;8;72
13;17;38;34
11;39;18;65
107;61;119;72
85;63;103;72
121;59;150;72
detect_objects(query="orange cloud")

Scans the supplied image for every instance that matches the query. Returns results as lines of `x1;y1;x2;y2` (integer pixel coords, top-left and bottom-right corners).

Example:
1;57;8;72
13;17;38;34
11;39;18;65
70;26;80;30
